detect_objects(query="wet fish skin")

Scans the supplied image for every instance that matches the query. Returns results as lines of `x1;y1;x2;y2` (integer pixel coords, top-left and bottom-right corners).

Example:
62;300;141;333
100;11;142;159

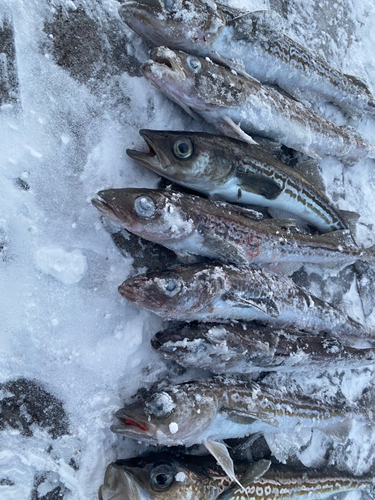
92;187;374;267
152;322;375;373
118;262;369;342
126;130;349;234
119;0;375;119
141;47;375;161
111;375;360;448
99;452;374;500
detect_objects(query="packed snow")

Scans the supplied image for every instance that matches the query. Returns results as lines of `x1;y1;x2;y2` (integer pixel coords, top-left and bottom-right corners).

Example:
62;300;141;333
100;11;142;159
1;0;375;499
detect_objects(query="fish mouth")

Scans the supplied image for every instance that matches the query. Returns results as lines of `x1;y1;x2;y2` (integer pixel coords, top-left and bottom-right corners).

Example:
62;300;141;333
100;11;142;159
118;283;140;303
99;462;144;500
111;409;158;442
127;130;170;172
91;195;117;217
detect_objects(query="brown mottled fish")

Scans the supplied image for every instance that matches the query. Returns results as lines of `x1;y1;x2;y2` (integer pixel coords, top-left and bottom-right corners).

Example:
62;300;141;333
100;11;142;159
152;322;375;373
119;0;375;120
141;47;375;161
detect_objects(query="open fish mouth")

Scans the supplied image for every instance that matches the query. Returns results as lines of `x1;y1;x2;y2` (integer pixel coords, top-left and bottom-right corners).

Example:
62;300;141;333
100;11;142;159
126;130;168;171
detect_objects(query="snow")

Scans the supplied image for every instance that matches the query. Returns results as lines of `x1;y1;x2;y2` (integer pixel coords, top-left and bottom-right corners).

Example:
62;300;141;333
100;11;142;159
1;0;375;499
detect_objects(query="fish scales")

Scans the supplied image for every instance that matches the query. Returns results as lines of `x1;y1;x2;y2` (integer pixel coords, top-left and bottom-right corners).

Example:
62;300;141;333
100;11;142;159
99;453;374;500
92;187;372;267
152;322;375;372
127;130;352;233
141;47;375;161
119;0;375;119
119;262;370;343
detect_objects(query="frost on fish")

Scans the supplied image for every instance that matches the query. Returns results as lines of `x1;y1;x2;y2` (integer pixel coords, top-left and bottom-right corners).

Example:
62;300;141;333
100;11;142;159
118;263;371;344
152;322;375;373
141;47;375;161
119;0;375;120
92;186;375;268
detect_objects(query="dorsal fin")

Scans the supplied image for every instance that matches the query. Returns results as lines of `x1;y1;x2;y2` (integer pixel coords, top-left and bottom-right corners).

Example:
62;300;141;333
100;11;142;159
294;159;326;193
339;210;360;238
344;73;373;96
314;229;356;248
212;201;263;220
228;10;284;43
260;218;298;231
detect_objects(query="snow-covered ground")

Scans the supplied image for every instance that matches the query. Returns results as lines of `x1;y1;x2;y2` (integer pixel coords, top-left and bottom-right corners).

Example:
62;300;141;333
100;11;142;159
1;0;375;498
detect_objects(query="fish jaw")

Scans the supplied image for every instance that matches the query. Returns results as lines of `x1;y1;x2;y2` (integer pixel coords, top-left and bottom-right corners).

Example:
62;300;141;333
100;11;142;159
99;462;148;500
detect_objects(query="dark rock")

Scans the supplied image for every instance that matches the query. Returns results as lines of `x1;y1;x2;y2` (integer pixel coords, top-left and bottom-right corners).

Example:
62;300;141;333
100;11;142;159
31;471;67;500
0;19;19;106
0;378;69;439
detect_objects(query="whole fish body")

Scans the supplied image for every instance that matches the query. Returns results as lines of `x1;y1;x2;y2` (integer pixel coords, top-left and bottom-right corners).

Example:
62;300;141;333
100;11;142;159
152;322;375;373
111;375;362;450
99;452;374;500
118;262;370;343
119;0;375;120
92;187;374;267
127;130;354;234
141;47;375;161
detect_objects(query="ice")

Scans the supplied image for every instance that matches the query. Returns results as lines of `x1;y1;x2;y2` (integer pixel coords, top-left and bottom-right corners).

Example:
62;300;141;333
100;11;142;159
1;0;375;498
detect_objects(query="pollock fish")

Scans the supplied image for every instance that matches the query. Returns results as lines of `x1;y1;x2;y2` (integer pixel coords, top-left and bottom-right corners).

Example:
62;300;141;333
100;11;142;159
126;130;357;234
119;0;375;120
118;263;371;344
152;322;375;373
98;452;374;500
92;187;375;267
141;47;375;161
111;376;366;481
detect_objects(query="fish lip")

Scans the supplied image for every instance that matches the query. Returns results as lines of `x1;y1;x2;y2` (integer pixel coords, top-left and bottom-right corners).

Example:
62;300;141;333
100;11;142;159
91;195;117;217
126;129;170;171
118;283;139;302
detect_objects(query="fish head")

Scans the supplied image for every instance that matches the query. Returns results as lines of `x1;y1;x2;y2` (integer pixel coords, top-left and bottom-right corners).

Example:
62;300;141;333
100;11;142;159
127;130;236;192
119;0;225;51
99;454;220;500
91;188;194;242
118;264;226;319
111;384;218;445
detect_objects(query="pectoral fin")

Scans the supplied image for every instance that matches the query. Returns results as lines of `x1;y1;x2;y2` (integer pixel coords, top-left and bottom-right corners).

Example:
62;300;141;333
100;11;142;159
224;290;279;318
197;227;249;266
294;159;325;193
322;419;354;444
223;407;279;427
217;460;272;500
222;116;258;145
236;166;283;200
204;439;243;490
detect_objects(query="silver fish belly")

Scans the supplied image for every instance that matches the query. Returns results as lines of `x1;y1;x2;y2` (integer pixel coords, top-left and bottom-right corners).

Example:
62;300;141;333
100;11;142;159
152;322;375;372
92;187;373;267
118;263;370;343
127;130;351;233
119;0;375;119
142;47;375;161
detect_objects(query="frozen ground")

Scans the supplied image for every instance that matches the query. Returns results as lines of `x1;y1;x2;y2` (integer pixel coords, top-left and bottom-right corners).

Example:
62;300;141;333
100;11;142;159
0;0;375;498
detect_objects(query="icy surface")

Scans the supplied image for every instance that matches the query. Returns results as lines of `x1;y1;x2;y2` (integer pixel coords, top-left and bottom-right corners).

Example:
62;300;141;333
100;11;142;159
1;0;375;499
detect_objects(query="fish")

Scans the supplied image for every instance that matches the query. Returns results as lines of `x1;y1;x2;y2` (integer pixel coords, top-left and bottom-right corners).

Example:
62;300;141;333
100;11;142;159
119;0;375;120
118;262;371;344
151;322;375;373
111;376;365;480
141;47;375;161
98;452;374;500
126;130;358;234
91;187;375;267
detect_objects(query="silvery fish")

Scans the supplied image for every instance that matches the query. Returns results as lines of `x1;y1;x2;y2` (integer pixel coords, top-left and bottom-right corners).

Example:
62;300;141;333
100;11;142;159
92;187;375;267
111;376;365;481
99;452;374;500
152;322;375;373
141;47;375;161
118;263;371;343
127;130;356;234
119;0;375;120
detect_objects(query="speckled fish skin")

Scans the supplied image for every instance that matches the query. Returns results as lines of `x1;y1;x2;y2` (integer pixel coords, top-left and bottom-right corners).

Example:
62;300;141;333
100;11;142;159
152;322;375;373
141;47;375;161
127;130;349;234
99;453;374;500
92;187;375;267
111;375;360;447
119;0;375;120
118;263;370;343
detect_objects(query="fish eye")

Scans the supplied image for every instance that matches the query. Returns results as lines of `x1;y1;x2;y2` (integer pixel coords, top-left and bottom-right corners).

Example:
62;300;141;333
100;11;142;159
159;278;183;296
173;137;193;159
187;55;201;72
134;195;156;218
150;463;175;492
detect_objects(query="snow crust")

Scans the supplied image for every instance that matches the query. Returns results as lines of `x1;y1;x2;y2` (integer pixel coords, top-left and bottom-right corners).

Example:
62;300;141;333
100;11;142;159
1;0;375;498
